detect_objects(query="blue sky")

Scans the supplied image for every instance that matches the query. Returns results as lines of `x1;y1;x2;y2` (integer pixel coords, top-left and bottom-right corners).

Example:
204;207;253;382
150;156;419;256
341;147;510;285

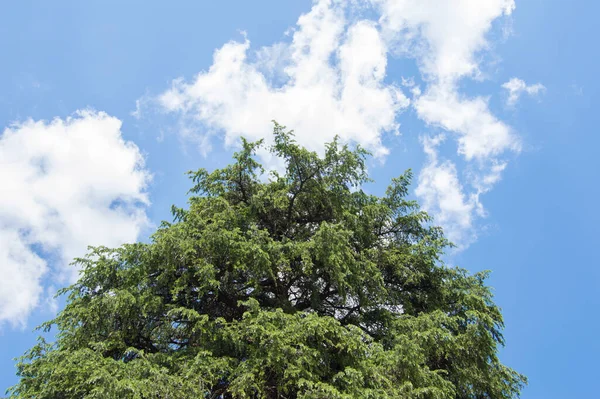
0;0;597;397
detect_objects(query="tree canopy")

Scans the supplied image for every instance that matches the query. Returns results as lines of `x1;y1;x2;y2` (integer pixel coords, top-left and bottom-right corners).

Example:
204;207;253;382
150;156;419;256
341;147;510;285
9;123;526;398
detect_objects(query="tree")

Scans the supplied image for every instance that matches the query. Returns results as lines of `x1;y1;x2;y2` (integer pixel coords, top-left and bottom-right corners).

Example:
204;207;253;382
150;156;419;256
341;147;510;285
9;123;526;398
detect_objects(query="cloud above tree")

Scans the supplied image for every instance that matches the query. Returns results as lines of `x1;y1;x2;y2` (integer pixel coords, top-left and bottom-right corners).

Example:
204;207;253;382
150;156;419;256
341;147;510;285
150;0;533;249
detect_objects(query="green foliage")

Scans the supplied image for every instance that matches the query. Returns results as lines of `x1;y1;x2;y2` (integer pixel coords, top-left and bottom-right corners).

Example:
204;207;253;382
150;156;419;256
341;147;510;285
9;123;526;398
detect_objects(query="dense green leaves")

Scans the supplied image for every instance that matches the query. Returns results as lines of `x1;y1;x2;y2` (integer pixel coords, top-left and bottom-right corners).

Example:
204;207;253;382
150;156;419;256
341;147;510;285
9;123;526;398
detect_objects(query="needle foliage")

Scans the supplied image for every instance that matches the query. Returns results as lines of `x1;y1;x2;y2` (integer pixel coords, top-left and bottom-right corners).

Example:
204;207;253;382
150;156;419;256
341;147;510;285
9;124;525;398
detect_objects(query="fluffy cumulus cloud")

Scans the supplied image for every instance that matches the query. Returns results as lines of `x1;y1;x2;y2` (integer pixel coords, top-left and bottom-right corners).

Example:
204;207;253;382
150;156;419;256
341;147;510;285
502;77;546;106
152;0;536;248
157;0;408;157
0;111;150;327
373;0;516;80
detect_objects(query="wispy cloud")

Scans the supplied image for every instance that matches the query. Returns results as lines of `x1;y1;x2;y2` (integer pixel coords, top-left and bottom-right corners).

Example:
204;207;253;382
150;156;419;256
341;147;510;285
415;135;478;248
502;77;546;106
369;0;520;246
0;111;150;327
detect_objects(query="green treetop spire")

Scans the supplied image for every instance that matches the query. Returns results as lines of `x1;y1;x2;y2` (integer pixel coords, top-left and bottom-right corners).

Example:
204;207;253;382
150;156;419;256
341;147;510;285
9;123;526;398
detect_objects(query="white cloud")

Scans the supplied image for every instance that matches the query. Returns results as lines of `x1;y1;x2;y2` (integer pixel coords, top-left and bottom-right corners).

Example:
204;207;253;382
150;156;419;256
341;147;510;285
415;83;520;161
150;0;532;248
372;0;515;81
370;0;520;247
416;134;513;248
502;77;546;105
415;136;478;247
157;0;408;158
0;230;47;326
0;111;150;327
